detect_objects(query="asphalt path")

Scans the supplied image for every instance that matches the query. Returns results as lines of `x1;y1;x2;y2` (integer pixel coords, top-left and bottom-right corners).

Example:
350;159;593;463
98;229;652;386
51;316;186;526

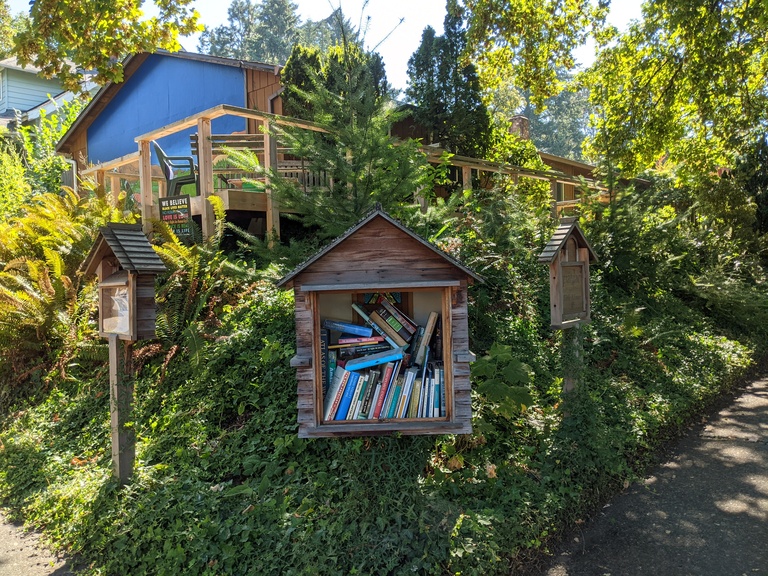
542;377;768;576
0;513;74;576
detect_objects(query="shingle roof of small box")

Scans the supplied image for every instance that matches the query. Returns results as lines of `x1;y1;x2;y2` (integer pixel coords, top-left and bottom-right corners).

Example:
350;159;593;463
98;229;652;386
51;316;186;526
276;208;483;287
80;223;167;277
538;217;598;264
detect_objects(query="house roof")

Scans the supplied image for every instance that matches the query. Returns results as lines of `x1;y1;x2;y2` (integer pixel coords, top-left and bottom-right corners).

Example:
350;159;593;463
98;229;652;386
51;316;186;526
537;217;598;264
276;208;484;288
80;223;167;277
56;50;281;155
0;56;44;74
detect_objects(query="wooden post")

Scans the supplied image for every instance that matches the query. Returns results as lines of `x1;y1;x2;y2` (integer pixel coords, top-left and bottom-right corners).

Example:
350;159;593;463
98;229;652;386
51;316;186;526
263;121;280;246
109;174;120;205
462;166;472;190
139;140;153;235
198;117;215;239
108;333;135;485
550;179;559;219
561;326;581;394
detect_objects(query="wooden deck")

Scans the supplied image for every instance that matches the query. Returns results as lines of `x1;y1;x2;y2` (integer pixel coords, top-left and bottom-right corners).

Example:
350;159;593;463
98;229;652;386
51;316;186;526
81;103;605;244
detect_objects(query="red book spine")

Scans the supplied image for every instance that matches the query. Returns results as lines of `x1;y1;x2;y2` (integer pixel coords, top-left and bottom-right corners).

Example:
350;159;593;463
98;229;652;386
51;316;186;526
327;371;350;420
372;363;395;419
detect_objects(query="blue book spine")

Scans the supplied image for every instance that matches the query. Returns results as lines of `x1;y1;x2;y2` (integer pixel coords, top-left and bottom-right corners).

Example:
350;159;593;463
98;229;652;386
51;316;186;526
322;319;373;337
344;349;404;371
335;372;360;420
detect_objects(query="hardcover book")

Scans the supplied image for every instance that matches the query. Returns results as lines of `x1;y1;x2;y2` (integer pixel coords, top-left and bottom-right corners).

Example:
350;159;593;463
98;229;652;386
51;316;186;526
335;371;361;420
322;318;373;338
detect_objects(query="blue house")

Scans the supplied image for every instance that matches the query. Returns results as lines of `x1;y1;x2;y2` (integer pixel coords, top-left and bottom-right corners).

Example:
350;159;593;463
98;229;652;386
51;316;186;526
0;57;66;128
56;51;283;170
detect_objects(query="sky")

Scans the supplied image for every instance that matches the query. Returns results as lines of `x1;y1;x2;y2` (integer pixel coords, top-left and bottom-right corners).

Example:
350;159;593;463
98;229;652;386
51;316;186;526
7;0;644;92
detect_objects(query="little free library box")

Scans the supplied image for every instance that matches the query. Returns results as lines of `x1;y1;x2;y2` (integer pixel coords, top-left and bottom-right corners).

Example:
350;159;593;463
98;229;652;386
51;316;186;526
277;209;483;438
538;217;598;329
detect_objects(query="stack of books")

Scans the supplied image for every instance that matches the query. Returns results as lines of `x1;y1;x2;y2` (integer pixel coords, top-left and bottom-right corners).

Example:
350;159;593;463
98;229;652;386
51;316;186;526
320;294;444;422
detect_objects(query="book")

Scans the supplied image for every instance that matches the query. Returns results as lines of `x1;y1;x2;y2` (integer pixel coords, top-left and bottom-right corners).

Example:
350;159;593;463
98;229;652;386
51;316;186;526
372;362;396;419
369;310;409;347
377;295;417;335
439;365;446;417
324;367;350;421
375;307;413;342
337;335;386;345
328;350;337;386
432;315;443;362
350;373;369;419
337;343;392;358
397;367;418;418
414;312;439;366
406;326;424;367
432;372;440;417
344;347;404;372
322;318;373;338
380;360;402;419
385;373;404;419
350;303;401;349
359;370;380;419
320;328;329;396
407;371;422;419
335;371;360;420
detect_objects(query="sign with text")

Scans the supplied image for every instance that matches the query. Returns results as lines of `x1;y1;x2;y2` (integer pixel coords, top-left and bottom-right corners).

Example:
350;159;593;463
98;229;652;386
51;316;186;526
159;195;191;238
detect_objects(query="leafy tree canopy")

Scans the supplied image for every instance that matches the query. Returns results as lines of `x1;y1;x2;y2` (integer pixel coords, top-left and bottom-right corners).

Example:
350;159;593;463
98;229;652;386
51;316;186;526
14;0;201;91
406;1;491;158
583;0;768;179
461;0;609;109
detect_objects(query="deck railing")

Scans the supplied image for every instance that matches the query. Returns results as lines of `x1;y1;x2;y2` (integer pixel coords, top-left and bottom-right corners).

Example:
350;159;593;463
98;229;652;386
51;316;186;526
82;104;605;242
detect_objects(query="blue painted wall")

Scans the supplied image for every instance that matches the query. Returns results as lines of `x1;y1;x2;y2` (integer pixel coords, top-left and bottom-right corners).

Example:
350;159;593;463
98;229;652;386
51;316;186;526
87;54;248;165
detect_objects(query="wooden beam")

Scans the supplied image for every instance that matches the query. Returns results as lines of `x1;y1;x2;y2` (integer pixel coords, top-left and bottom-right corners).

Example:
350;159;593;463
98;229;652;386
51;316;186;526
81;151;141;176
263;121;280;246
198;117;215;239
138;140;153;235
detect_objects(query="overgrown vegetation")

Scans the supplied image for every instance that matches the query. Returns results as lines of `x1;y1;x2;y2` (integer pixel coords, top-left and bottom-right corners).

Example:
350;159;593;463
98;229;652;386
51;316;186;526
0;163;763;574
2;3;768;573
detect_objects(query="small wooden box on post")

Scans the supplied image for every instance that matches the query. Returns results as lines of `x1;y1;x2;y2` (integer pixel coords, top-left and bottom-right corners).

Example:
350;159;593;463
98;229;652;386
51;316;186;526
81;223;166;484
538;217;598;329
277;208;483;438
539;217;598;394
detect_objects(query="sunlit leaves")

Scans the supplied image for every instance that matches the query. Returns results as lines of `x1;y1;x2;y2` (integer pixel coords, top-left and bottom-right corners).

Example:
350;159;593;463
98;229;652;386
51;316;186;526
584;0;768;179
14;0;201;91
462;0;609;109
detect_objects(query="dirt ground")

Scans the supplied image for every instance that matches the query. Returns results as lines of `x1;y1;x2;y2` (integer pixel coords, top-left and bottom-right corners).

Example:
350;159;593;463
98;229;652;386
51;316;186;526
0;513;75;576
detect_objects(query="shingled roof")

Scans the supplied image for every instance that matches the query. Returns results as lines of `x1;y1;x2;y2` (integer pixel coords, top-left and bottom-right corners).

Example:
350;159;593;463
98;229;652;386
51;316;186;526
81;223;167;277
276;207;483;288
538;217;598;264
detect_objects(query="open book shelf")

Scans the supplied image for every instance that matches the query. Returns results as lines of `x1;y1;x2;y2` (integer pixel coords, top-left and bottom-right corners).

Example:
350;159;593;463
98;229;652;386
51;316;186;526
277;209;480;438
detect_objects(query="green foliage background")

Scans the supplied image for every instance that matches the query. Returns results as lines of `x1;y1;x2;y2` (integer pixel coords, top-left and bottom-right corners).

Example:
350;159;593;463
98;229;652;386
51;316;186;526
0;168;762;574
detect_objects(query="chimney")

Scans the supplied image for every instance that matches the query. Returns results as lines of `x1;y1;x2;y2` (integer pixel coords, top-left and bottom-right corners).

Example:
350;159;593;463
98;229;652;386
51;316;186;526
509;115;530;140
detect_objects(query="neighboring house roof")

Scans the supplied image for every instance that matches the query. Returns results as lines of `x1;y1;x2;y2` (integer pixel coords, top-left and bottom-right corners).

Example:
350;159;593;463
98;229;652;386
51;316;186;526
0;56;44;74
56;50;280;155
81;223;167;277
277;207;484;288
537;217;598;264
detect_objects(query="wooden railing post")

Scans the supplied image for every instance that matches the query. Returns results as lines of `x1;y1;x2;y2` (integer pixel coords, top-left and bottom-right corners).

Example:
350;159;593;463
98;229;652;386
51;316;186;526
550;179;559;219
198;117;215;239
109;174;120;205
263;121;280;246
139;140;153;235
